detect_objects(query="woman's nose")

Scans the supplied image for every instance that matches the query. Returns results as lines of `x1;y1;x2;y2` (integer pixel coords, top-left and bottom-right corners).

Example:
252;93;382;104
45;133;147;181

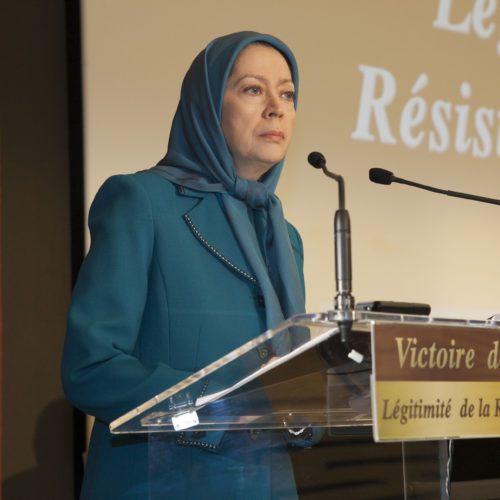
263;94;284;118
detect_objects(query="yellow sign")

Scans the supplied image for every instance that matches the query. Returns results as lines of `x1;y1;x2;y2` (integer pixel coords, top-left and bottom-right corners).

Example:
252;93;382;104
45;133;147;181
371;323;500;441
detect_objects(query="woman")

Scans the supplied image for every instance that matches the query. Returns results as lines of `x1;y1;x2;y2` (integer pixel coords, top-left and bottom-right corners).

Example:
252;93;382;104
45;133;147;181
62;31;305;499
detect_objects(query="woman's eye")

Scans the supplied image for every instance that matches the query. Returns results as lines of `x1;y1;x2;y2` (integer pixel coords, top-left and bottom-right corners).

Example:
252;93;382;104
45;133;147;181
244;86;262;95
282;90;295;100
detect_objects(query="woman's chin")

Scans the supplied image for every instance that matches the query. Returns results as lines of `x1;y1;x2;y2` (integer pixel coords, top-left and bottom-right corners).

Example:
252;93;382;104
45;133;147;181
235;157;284;180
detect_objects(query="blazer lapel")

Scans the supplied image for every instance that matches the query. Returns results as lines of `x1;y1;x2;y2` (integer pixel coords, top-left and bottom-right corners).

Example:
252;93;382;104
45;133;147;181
178;187;258;285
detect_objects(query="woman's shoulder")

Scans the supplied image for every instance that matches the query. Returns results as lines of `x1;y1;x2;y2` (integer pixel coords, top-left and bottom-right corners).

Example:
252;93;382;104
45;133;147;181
86;171;178;228
91;170;180;211
91;170;209;225
99;169;177;197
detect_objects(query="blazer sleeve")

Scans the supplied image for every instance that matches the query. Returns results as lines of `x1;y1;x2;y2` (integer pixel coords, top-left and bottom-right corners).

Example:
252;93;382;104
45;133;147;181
61;175;191;424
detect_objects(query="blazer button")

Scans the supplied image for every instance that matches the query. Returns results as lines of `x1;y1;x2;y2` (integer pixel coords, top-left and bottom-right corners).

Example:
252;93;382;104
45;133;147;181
190;431;206;438
254;295;265;308
250;429;262;441
258;346;269;360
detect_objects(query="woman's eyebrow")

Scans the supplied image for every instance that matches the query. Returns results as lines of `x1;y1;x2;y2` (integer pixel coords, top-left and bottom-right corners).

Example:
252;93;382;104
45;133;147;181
231;74;294;86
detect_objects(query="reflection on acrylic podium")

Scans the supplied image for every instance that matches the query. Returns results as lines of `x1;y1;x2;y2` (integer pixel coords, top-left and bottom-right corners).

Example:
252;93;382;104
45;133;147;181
111;311;500;499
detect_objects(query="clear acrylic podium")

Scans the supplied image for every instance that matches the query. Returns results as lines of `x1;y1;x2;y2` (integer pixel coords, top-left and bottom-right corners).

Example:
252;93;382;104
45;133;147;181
110;310;500;499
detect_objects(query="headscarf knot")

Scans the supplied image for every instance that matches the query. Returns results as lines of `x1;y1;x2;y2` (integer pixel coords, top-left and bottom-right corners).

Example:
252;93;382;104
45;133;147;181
232;177;270;209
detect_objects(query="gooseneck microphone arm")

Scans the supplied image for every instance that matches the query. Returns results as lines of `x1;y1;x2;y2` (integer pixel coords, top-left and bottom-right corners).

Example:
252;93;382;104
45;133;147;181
369;168;500;206
309;154;346;209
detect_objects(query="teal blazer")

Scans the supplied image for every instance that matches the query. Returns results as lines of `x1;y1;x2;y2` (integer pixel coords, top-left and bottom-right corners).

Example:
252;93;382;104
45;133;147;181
62;171;305;499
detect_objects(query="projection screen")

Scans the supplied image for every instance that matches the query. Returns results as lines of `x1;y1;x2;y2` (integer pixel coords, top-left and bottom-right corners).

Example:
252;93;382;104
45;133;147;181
82;0;500;319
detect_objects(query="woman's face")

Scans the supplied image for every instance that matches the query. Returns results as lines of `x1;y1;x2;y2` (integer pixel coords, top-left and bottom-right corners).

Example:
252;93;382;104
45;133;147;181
221;44;296;181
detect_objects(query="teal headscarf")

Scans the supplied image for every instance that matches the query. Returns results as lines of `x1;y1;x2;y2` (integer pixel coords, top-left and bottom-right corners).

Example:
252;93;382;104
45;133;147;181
152;31;304;333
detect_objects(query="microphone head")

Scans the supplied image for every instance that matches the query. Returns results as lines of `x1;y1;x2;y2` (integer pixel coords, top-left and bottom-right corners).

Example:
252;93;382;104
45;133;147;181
308;151;326;169
369;168;393;185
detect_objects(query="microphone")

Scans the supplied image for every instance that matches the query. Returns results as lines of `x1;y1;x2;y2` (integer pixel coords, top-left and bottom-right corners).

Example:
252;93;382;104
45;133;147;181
307;151;326;169
308;152;361;362
369;168;500;206
369;168;393;185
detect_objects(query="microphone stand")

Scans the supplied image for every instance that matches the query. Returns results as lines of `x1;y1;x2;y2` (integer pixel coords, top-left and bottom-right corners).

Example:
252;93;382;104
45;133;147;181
308;153;362;362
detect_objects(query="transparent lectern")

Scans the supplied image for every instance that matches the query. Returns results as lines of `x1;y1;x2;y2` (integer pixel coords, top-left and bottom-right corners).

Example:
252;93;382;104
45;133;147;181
110;310;500;499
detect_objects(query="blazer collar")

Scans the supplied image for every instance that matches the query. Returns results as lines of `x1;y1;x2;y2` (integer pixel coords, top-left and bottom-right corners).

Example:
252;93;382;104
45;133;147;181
176;185;258;285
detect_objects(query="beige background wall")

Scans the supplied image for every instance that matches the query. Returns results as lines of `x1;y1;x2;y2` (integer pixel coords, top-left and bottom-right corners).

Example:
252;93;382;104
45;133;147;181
82;0;500;319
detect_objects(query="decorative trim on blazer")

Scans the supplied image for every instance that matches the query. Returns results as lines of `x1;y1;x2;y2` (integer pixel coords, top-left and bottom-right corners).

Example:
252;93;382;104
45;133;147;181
174;381;223;452
183;214;258;284
175;432;221;451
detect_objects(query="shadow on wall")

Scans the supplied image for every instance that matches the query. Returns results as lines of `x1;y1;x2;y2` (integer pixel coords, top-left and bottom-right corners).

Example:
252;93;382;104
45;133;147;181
2;398;74;500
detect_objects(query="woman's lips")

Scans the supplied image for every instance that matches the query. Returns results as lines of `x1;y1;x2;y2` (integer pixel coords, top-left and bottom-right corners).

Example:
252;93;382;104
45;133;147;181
259;130;284;140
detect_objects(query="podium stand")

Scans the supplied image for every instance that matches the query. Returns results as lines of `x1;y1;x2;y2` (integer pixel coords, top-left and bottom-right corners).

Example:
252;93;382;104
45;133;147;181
110;310;500;499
